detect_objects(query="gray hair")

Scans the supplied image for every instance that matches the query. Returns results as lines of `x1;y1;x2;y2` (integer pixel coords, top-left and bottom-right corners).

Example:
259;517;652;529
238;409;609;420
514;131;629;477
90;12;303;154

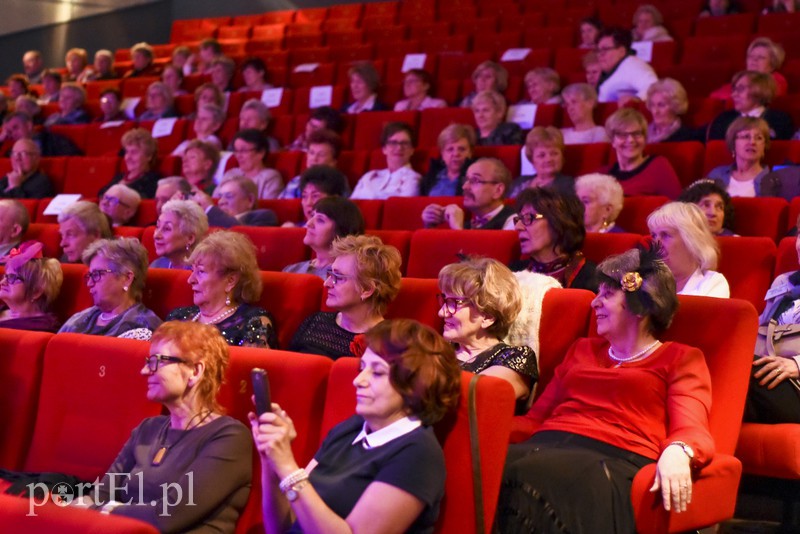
575;173;625;222
241;98;271;123
561;82;598;104
58;201;112;238
82;237;149;301
160;199;209;244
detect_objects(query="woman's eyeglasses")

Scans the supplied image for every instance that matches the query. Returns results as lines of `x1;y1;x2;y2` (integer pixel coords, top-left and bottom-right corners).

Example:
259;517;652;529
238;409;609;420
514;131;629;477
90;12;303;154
436;293;471;316
84;269;115;283
326;269;353;286
513;213;545;226
0;273;24;285
144;354;188;374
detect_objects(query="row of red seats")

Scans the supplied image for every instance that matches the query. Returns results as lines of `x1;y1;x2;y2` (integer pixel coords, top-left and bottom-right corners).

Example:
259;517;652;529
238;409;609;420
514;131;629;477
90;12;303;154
0;327;514;533
0;288;762;533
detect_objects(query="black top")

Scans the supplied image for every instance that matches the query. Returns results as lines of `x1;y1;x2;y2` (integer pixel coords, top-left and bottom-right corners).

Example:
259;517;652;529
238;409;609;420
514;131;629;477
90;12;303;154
707;109;794;141
477;122;524;146
289;311;356;359
339;100;391;113
465;204;515;230
99;170;161;199
510;253;598;292
419;157;475;197
662;125;704;143
509;173;575;198
0;170;54;199
166;303;278;349
460;342;539;414
291;415;445;534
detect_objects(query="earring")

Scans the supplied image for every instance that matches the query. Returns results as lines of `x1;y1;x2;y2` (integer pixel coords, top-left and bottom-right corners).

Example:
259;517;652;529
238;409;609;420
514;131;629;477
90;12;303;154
123;286;129;292
225;293;231;306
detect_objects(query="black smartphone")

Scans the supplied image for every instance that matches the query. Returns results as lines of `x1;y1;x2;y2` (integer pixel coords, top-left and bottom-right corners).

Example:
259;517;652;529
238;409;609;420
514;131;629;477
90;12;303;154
251;368;271;415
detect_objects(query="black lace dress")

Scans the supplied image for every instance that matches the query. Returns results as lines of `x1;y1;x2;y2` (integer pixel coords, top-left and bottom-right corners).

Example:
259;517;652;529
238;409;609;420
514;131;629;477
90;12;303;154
166;303;277;348
460;342;538;413
288;312;357;359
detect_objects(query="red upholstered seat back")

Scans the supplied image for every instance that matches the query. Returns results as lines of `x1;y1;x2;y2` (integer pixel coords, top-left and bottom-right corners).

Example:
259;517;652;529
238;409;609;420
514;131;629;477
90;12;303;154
23;223;62;259
52;264;93;323
366;229;412;275
582;232;644;266
231;226;309;272
730;197;789;242
717;236;776;313
260;272;323;349
385;277;443;331
381;196;463;230
142;268;194;320
406;229;520;278
24;334;160;480
320;358;515;533
615;195;670;235
776;236;799;276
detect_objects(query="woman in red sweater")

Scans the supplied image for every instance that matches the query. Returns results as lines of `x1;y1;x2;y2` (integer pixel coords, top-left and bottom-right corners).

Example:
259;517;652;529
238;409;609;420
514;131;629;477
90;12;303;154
496;244;714;533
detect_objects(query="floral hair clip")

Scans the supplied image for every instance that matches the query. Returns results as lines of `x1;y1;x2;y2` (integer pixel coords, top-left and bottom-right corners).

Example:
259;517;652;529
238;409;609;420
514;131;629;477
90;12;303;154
620;271;643;292
4;241;44;270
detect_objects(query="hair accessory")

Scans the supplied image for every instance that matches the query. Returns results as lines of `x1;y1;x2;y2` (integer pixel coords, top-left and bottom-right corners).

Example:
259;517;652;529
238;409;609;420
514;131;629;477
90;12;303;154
4;241;44;270
620;272;643;292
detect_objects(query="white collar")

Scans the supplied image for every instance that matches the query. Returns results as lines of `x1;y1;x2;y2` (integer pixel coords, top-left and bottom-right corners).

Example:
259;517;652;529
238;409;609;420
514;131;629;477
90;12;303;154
351;416;421;449
349;94;377;114
742;106;765;118
472;202;505;221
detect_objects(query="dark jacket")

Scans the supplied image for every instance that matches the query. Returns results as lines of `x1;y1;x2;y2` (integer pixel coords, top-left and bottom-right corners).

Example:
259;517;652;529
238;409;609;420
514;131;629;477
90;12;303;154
707;109;794;141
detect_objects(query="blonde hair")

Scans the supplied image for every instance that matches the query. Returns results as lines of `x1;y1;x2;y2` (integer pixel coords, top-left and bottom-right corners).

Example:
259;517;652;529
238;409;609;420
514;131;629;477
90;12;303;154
15;257;63;312
82;237;149;301
647;202;720;271
160;200;209;244
331;234;402;316
646;78;689;116
189;231;262;304
472;61;508;92
122;128;157;162
748;36;785;71
472;89;507;115
437;123;476;152
604;107;648;139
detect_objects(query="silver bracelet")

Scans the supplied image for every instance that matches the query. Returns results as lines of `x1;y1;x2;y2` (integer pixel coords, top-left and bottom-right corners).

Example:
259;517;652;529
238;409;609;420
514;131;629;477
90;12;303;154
279;468;308;494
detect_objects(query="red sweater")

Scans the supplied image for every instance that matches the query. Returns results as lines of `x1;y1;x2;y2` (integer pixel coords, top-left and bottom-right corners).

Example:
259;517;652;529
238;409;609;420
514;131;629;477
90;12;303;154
602;156;682;200
520;338;714;467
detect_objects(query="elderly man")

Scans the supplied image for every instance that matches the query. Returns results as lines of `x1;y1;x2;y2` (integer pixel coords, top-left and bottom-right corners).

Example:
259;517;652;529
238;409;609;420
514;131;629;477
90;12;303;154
0;139;54;199
192;175;277;228
421;157;515;230
154;176;191;216
44;83;90;127
0;199;29;259
229;99;280;151
22;50;45;84
2;112;81;157
595;27;658;104
181;139;219;193
99;184;141;226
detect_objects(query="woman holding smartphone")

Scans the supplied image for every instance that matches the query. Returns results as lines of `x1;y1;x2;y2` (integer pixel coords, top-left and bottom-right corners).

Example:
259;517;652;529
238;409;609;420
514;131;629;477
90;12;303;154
251;319;461;534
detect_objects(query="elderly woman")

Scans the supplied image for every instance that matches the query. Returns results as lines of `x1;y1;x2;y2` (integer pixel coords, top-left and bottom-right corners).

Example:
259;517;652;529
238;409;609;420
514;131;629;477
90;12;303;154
182;139;220;193
512;127;573;198
708;70;794;141
161;64;186;97
0;241;62;332
289;235;402;359
97;88;126;123
284;196;365;279
77;49;116;83
420;124;476;197
167;230;277;348
520;68;562;106
648;202;730;297
498;245;714;533
211;57;236;93
235;99;281;152
124;42;161;78
238;57;272;93
394;69;447;111
100;184;141;227
472;90;524;147
217;129;282;199
138;81;177;121
6;74;30;100
602;108;682;199
679;179;736;236
188;83;226;120
632;4;672;42
510;188;598;291
583;51;602;87
44;83;89;127
64;48;88;82
647;78;699;143
151;199;208;269
99;128;161;199
575;173;626;233
438;257;538;405
351;122;421;199
59;238;162;338
708;117;780;197
171;103;224;156
58;201;112;263
460;61;508;108
560;83;608;145
341;62;389;114
711;37;788;100
72;321;252;531
253;318;459;534
746;221;800;424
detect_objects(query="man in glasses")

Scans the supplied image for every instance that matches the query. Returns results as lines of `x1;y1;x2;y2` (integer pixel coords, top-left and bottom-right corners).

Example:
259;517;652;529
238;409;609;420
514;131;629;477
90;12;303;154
0;139;53;199
595;27;657;105
421;157;516;230
99;184;140;227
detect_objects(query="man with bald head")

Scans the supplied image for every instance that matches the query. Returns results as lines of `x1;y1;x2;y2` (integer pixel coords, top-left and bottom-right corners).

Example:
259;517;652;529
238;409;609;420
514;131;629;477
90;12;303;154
0;199;29;259
0;139;54;198
22;51;45;84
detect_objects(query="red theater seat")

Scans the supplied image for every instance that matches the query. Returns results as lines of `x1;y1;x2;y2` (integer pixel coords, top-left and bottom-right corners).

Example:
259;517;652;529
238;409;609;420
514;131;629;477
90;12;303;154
775;236;798;276
473;145;522;177
49;124;89;155
562;143;611;176
730;197;788;242
694;12;756;36
63;157;119;197
382;196;464;231
582;232;644;265
615;195;670;235
319;359;515;534
352;111;419;151
679;36;749;66
717;236;776;312
141;268;194;320
84;122;135;157
418;107;476;148
405;229;520;278
386;278;443;331
260;272;324;349
230;226;309;271
24;223;62;258
366;229;412;274
52;264;93;322
645;142;705;188
257;198;303;224
351;199;382;229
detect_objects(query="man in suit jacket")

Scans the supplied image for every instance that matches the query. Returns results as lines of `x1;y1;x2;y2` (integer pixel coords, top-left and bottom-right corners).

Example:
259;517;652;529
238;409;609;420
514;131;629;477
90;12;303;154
194;175;277;228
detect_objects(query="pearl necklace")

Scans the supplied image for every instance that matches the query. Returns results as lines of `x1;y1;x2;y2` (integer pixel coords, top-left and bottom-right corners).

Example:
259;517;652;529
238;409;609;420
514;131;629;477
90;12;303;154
99;311;119;322
193;305;237;324
608;339;661;365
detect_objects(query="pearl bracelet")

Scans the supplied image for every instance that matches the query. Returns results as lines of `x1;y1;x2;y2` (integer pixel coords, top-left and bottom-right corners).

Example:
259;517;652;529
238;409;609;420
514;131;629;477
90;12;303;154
279;468;309;494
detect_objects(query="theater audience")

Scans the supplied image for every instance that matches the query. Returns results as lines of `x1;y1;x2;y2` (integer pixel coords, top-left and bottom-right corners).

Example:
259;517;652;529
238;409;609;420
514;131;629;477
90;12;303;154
22;50;44;84
578;17;603;49
647;202;730;297
602;108;682;199
151;199;208;269
59;237;162;339
161;64;186;97
423;158;516;230
647;78;699;143
58;201;112;263
583;51;603;87
575;173;626;233
210;57;236;93
195;176;278;228
472;90;524;146
511;127;573;198
595;27;658;104
708;117;779;197
0;139;54;199
707;71;794;141
419;124;476;197
218;129;282;199
438;257;538;406
6;75;30;100
460;61;508;108
238;57;272;92
124;42;161;78
72;321;252;532
498;245;713;532
99;128;161;198
38;70;62;104
289;235;401;358
45;83;90;127
77;49;116;83
172;103;224;156
190;83;226;119
283;196;365;279
167;230;277;348
172;45;193;75
97;88;126;122
182;140;219;193
0;241;62;332
1;112;81;157
154;176;191;216
711;37;787;100
394;69;447;111
632;4;672;42
197;39;224;74
280;129;343;199
234;99;281;152
64;47;88;82
679;179;736;236
253;319;459;534
519;68;561;105
138;81;177;121
510;188;598;291
560;83;608;144
100;184;141;227
0;199;27;258
342;62;389;114
283;166;350;228
351;122;421;199
286;106;343;152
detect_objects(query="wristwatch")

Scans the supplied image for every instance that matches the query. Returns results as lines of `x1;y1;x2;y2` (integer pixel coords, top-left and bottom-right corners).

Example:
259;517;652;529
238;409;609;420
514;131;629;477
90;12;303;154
670;440;695;461
285;479;310;502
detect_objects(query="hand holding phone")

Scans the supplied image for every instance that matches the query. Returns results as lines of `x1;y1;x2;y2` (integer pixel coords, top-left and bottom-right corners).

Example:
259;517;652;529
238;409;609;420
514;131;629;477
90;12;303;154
251;368;271;416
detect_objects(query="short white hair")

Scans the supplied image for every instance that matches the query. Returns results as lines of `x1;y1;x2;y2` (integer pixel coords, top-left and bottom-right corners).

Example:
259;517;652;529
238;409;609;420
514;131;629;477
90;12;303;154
575;173;625;222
